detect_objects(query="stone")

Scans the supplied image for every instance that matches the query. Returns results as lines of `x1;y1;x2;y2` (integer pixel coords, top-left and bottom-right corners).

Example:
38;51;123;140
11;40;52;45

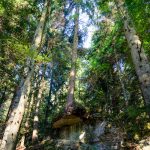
93;121;107;142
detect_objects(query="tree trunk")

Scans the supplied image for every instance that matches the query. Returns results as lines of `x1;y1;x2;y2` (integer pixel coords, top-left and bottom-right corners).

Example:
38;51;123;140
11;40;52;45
16;93;34;150
0;71;33;150
0;1;49;149
16;77;38;150
66;5;79;114
32;75;46;143
0;93;13;141
44;63;53;126
115;53;129;105
117;61;128;105
0;86;7;107
116;0;150;116
0;93;13;123
124;21;150;114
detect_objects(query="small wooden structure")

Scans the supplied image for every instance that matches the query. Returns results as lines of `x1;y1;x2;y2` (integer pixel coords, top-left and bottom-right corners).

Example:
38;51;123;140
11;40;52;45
53;115;82;128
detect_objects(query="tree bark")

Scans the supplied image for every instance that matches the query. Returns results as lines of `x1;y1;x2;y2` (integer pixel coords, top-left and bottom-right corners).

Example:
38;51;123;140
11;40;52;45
44;63;53;126
116;0;150;116
0;86;7;107
0;1;49;149
0;93;13;141
0;94;13;123
115;54;129;105
16;93;34;150
16;76;38;150
32;73;46;143
0;71;33;150
66;5;79;114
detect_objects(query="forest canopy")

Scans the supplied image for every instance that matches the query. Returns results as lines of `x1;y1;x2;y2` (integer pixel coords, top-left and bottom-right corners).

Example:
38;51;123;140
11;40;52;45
0;0;150;150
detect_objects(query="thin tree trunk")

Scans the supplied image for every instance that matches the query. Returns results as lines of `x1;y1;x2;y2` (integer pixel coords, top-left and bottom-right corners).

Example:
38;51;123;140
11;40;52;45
0;93;13;142
116;61;128;104
66;5;79;114
0;86;7;107
0;1;49;149
116;0;150;116
115;53;129;105
0;94;14;123
32;65;46;142
19;93;34;150
32;76;46;143
44;63;53;126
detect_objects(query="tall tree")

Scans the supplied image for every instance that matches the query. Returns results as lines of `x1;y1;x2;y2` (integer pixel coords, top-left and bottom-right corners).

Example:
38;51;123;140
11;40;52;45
66;3;79;114
116;0;150;116
0;0;49;149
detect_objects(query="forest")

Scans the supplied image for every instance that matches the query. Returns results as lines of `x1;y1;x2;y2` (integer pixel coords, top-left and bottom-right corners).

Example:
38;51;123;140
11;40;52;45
0;0;150;149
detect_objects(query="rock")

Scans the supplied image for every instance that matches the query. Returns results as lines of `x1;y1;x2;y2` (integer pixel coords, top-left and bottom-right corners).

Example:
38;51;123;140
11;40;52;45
93;121;107;142
143;145;150;150
79;131;86;143
56;140;79;150
139;137;150;150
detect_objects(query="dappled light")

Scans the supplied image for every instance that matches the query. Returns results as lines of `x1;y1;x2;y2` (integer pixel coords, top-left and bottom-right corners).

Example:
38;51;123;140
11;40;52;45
0;0;150;150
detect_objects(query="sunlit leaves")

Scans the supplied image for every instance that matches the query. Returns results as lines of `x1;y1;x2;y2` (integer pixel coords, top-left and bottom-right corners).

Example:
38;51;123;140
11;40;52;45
0;3;5;15
1;37;29;64
35;54;52;63
125;0;150;52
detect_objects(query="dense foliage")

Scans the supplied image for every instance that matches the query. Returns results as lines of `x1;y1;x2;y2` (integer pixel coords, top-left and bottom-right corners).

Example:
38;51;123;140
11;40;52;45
0;0;150;149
